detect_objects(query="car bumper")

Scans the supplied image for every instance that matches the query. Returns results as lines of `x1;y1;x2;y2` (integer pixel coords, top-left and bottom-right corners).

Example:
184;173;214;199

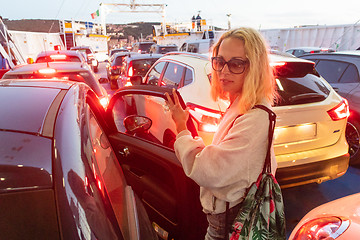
276;153;350;188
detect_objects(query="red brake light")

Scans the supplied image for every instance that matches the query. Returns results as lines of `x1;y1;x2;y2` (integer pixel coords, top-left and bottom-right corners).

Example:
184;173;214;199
128;61;133;77
187;103;222;132
38;68;56;74
310;50;315;54
292;217;349;240
327;98;350;121
50;54;67;60
138;50;142;53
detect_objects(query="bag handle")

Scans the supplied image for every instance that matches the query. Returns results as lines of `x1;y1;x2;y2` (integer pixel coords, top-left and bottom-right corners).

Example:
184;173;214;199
253;105;276;174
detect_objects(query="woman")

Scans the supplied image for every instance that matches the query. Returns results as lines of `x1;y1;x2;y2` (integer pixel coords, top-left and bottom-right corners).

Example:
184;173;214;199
165;27;278;240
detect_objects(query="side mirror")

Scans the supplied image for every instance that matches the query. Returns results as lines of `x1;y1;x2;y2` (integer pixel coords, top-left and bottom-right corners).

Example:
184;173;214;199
130;75;142;85
124;115;152;134
98;77;109;83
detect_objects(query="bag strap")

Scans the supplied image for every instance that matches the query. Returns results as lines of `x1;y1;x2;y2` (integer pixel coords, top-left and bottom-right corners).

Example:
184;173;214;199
253;105;276;174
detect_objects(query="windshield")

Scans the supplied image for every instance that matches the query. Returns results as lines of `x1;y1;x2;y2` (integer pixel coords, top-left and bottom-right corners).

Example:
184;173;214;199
36;56;81;63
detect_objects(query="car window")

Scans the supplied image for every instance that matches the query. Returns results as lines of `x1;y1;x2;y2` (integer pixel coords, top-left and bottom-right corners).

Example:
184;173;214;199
146;61;166;86
339;63;360;83
112;93;177;149
184;67;194;86
293;50;304;57
188;43;199;53
275;72;330;106
162;62;185;88
315;60;348;83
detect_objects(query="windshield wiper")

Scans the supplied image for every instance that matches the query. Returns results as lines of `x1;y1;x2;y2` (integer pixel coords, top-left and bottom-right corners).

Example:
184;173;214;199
289;93;326;104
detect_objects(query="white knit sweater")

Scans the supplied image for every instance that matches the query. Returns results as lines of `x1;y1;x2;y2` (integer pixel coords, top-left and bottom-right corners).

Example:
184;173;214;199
174;98;277;214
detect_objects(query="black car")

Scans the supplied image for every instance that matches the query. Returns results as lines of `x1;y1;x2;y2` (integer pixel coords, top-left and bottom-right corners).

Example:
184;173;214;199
105;52;131;89
0;79;158;240
300;51;360;164
98;85;208;239
2;62;109;108
108;53;163;89
70;46;99;72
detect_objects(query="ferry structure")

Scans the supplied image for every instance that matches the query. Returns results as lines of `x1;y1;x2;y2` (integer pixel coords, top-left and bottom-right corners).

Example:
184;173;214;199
152;19;360;52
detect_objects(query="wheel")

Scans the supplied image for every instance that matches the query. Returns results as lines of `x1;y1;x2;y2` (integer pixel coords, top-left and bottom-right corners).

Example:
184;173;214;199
346;118;360;165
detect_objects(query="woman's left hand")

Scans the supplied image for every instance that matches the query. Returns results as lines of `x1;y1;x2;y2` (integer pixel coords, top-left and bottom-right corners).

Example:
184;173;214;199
165;88;189;133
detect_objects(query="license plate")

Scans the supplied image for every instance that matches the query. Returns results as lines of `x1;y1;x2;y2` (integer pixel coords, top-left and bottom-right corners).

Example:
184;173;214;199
274;123;317;145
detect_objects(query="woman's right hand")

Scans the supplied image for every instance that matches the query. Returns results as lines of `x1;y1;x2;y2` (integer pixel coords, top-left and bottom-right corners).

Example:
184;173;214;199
165;88;189;133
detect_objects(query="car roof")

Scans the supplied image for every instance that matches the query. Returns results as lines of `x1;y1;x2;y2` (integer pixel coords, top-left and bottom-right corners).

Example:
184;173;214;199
287;47;333;51
70;46;91;50
6;62;89;74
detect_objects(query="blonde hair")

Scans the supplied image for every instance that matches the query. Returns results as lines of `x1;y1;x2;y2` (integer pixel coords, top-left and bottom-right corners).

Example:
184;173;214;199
211;27;276;113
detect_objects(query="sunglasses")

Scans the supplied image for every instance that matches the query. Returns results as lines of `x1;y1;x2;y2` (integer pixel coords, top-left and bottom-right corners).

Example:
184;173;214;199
211;57;248;74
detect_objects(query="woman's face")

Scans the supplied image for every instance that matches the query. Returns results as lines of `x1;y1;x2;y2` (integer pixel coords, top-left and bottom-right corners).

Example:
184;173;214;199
216;37;248;98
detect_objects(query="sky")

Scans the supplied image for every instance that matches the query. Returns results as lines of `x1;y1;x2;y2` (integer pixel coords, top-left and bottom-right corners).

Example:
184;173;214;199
1;0;360;30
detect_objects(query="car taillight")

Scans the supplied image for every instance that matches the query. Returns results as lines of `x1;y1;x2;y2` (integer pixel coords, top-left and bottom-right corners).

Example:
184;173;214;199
99;96;109;108
187;103;222;133
50;54;67;60
138;50;142;53
38;68;56;74
292;217;349;240
128;61;133;77
112;66;120;70
327;98;350;121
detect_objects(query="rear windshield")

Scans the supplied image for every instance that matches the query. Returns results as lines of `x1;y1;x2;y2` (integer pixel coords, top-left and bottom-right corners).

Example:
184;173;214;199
275;73;330;106
114;56;126;66
131;59;158;77
139;43;154;51
36;56;81;63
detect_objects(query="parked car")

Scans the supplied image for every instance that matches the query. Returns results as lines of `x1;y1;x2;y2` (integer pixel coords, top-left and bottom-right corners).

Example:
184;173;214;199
116;53;163;88
286;47;335;57
0;79;158;240
35;50;87;64
149;44;178;54
289;192;360;240
109;48;129;57
105;51;131;89
131;41;155;54
1;62;109;108
143;52;350;188
300;51;360;165
70;46;99;72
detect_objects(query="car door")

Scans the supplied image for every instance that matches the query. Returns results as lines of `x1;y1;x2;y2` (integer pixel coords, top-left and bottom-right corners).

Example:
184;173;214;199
102;85;207;240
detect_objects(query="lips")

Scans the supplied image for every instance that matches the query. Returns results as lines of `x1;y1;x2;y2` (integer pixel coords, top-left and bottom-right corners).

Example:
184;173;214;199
220;79;233;84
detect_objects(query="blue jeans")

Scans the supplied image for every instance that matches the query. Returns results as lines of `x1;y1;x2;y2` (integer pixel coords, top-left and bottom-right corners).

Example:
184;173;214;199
204;203;242;240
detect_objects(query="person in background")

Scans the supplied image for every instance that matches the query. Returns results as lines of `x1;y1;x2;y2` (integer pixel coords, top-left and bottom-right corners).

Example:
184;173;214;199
196;13;202;31
165;27;278;240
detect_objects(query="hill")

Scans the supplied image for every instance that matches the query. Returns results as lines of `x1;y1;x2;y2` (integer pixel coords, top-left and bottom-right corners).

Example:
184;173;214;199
2;18;158;40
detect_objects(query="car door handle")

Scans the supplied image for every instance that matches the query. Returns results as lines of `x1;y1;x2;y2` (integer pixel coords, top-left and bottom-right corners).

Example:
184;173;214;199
119;147;130;157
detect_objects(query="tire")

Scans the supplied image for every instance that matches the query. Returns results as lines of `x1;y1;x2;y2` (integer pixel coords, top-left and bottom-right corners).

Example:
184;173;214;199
346;118;360;165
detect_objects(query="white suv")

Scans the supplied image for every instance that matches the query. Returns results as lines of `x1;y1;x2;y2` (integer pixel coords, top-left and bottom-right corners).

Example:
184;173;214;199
143;52;350;188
